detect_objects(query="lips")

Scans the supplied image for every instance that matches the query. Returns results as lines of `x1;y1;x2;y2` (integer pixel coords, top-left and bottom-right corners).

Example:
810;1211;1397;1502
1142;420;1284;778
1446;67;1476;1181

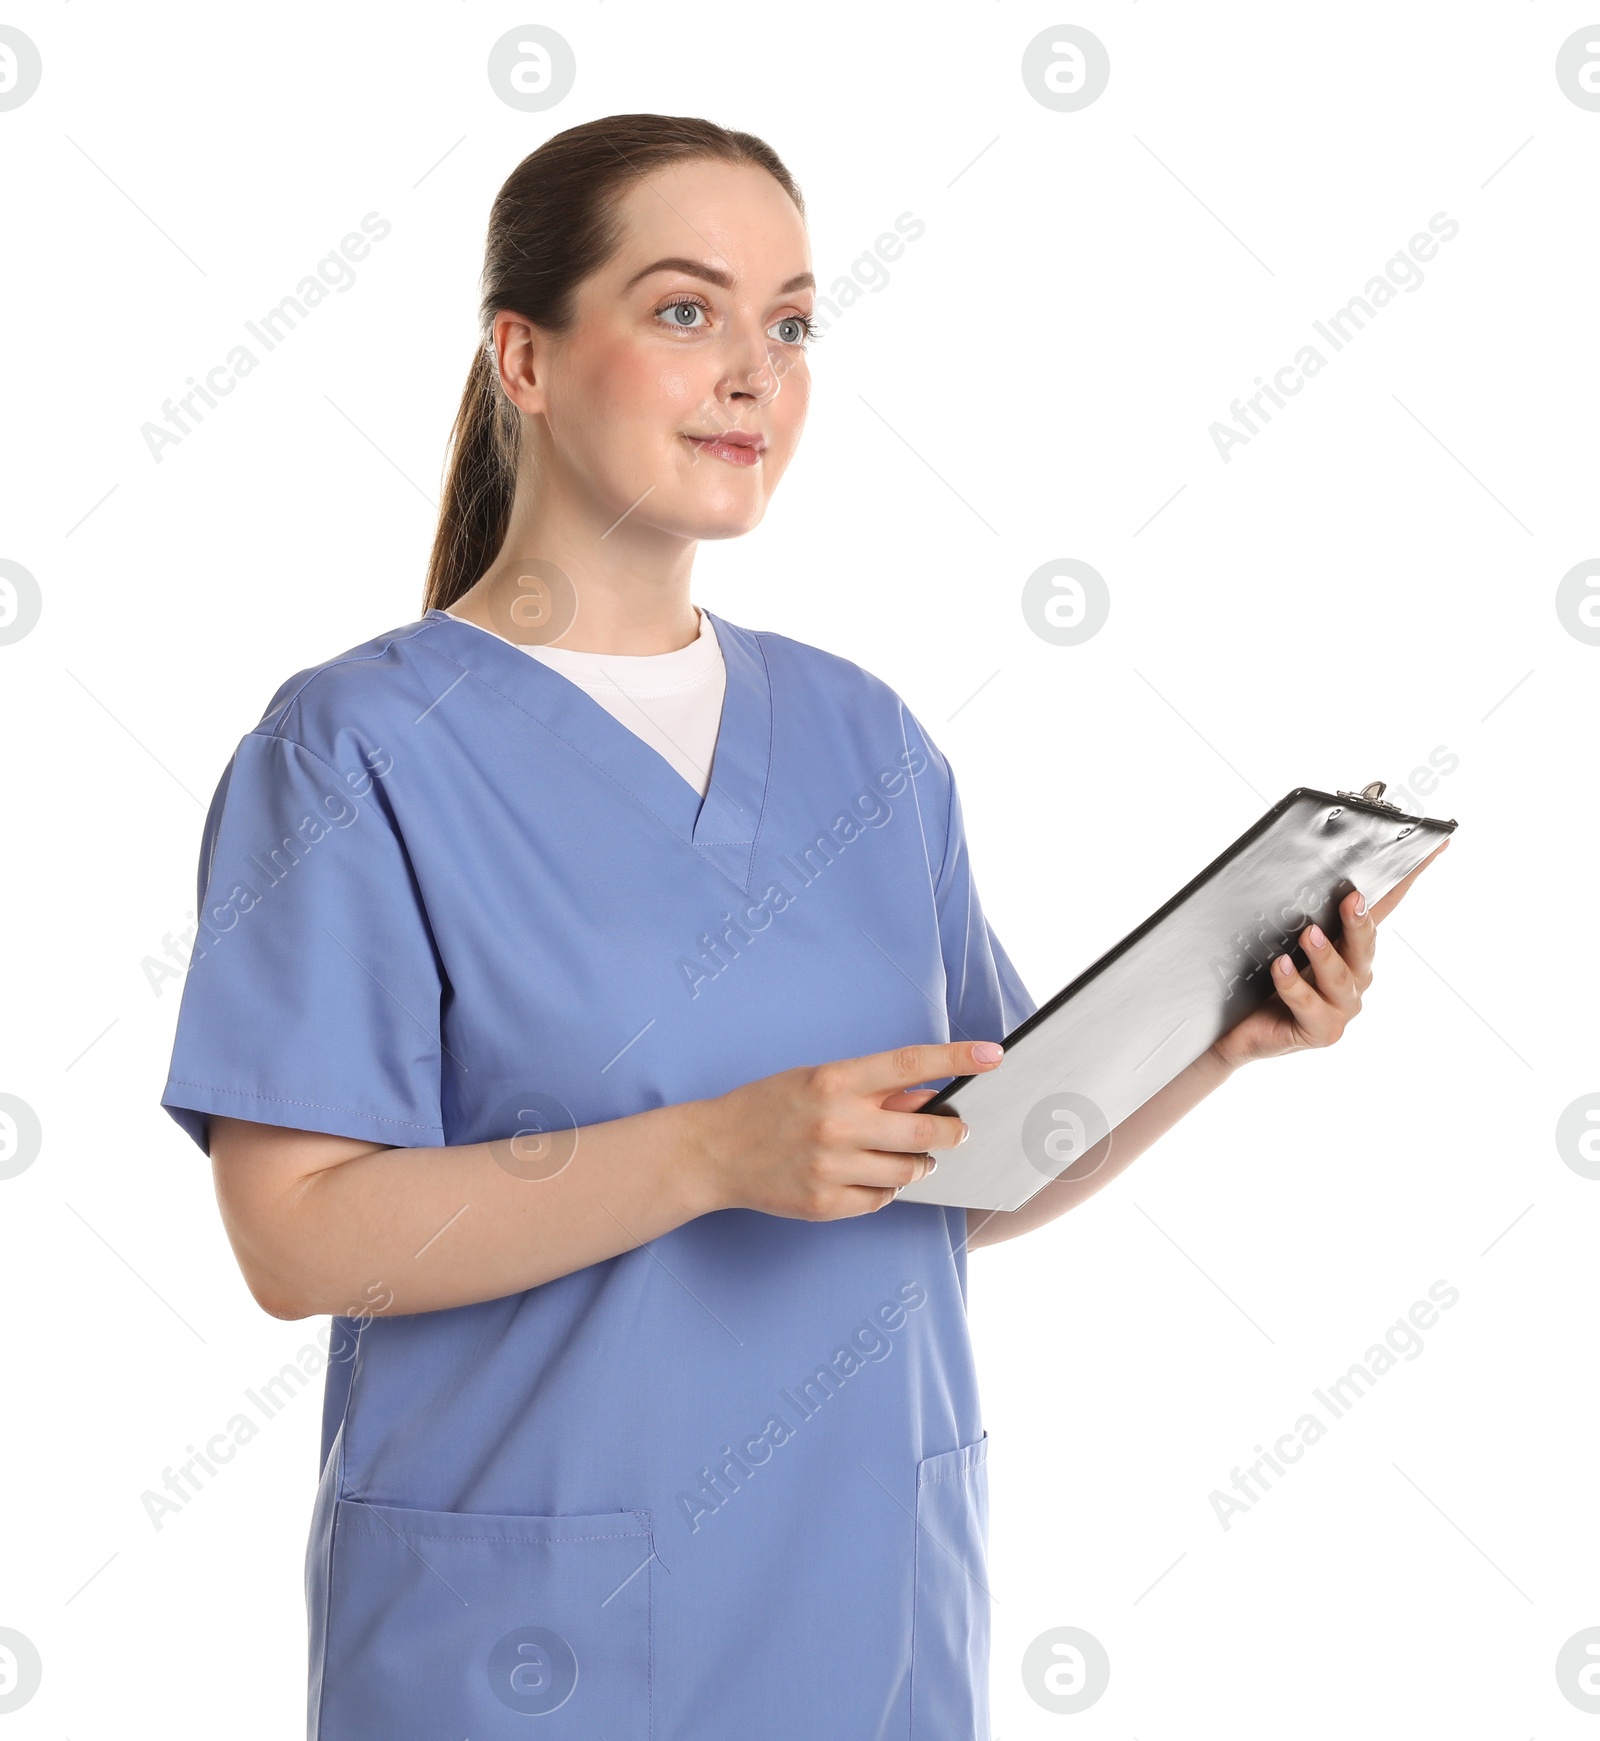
683;430;766;468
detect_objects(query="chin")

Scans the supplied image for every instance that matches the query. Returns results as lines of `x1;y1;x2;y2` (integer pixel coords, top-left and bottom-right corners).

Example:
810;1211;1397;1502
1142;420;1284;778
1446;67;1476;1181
659;486;770;542
691;506;768;542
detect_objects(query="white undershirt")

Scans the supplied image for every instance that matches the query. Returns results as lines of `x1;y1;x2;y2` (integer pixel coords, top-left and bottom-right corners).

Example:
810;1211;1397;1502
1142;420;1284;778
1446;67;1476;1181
446;606;727;798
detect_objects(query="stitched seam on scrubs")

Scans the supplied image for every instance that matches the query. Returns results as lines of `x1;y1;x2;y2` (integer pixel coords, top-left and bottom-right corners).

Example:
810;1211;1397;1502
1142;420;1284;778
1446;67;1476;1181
309;1432;347;1736
919;718;969;1022
244;728;374;792
239;731;425;854
257;618;440;734
722;627;776;878
412;638;693;842
896;706;946;909
910;1497;927;1733
937;755;957;894
896;705;961;1030
922;718;959;898
920;1463;984;1486
165;1080;442;1132
338;1527;652;1544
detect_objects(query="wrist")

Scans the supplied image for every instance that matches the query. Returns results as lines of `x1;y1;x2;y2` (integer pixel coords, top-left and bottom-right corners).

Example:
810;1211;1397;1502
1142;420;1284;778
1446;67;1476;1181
1202;1039;1244;1081
662;1097;733;1219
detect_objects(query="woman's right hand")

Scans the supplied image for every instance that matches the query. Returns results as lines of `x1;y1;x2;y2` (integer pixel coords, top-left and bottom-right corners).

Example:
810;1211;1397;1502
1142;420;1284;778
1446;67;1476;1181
206;1038;1009;1320
686;1040;1005;1220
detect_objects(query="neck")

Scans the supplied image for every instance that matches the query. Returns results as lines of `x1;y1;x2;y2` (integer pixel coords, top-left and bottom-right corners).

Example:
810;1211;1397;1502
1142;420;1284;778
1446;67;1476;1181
447;441;702;656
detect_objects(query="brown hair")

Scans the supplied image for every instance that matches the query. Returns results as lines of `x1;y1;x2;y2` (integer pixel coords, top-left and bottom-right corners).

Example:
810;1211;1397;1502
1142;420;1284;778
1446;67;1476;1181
422;114;805;614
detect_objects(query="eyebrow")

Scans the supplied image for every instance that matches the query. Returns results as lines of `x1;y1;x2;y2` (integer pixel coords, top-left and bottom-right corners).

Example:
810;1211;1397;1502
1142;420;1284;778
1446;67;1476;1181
621;256;815;296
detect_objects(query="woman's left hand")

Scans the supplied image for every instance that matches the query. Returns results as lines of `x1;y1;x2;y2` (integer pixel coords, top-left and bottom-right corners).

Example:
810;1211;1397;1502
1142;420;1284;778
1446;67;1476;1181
1209;839;1450;1071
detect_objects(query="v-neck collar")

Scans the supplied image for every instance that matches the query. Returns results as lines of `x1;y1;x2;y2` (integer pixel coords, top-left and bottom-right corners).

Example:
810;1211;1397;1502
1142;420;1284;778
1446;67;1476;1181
419;607;772;893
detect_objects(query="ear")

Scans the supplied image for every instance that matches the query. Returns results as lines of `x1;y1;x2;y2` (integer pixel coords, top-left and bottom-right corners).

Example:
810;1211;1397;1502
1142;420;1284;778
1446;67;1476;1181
491;309;555;419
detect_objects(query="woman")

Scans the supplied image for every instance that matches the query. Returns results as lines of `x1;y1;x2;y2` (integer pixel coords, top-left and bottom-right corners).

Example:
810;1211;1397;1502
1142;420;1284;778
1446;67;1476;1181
159;114;1439;1739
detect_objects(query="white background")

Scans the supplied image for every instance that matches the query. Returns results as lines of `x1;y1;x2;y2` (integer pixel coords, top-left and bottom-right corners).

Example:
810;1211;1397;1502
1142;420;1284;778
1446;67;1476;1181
2;2;1597;1734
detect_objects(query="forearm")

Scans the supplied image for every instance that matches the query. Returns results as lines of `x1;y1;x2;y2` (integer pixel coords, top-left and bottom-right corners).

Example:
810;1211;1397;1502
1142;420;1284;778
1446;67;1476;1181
222;1100;716;1320
965;1044;1238;1250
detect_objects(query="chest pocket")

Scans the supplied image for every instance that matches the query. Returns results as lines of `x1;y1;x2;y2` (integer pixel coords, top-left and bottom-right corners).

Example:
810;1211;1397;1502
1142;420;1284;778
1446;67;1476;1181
909;1432;992;1740
311;1494;654;1738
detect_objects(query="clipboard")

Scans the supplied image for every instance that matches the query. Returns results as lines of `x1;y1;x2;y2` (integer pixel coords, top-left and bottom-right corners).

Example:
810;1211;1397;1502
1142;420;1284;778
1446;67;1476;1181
898;782;1458;1212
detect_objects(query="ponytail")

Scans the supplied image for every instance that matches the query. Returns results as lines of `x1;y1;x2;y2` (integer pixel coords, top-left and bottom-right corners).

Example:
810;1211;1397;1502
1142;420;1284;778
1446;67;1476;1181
423;344;521;614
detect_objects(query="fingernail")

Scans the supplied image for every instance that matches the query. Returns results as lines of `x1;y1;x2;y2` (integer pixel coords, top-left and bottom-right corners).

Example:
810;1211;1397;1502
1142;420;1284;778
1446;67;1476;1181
1308;924;1327;949
972;1041;1004;1063
924;1156;939;1175
1276;953;1295;976
1354;892;1367;916
957;1123;971;1146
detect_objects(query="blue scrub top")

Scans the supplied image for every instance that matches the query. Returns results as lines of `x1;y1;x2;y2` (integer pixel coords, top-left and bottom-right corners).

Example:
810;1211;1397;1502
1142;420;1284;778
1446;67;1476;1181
161;608;1035;1740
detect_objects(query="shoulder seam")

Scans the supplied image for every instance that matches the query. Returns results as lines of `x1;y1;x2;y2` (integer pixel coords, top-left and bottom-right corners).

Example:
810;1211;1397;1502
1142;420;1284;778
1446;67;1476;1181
912;709;958;893
934;739;957;893
259;617;439;740
240;728;361;789
891;703;954;898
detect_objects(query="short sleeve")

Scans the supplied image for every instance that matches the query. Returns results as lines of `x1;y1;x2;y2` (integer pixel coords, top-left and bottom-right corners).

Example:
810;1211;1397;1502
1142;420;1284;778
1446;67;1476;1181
159;732;446;1154
933;766;1037;1046
898;705;1036;1049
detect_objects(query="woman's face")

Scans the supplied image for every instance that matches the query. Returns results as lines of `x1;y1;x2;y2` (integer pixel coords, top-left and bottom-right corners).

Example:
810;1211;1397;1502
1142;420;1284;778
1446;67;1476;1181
509;157;814;544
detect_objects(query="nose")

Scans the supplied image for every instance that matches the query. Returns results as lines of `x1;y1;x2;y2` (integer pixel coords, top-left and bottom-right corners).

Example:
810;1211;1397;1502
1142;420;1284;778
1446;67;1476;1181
718;318;783;407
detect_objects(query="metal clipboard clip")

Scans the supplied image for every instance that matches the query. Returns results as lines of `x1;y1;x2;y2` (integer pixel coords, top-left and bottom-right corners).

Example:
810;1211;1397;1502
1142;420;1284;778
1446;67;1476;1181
1334;779;1403;813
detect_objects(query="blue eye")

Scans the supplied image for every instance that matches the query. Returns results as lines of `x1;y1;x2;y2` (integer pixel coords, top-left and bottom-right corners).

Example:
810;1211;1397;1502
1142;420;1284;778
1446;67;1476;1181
767;315;817;347
657;298;708;331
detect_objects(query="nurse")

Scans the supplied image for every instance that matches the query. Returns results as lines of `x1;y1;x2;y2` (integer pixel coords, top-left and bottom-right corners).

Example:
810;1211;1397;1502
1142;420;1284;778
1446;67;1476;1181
160;114;1440;1739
